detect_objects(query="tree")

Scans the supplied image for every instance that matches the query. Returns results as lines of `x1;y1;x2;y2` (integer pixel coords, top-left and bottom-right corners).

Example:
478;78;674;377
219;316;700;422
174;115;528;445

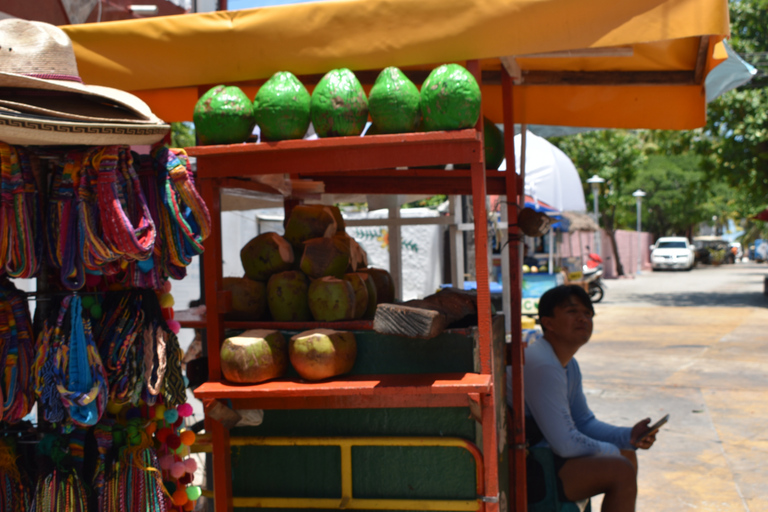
171;122;195;149
551;130;646;276
625;154;737;240
701;0;768;218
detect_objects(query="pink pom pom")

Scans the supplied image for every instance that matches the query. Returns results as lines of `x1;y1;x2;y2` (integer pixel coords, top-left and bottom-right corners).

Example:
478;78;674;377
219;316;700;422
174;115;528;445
163;280;172;294
184;458;198;473
171;462;187;479
159;454;175;470
167;320;181;334
177;403;193;418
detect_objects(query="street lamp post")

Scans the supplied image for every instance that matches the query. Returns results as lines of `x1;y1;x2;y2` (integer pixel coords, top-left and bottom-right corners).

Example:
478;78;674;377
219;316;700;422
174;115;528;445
632;189;646;274
586;175;605;256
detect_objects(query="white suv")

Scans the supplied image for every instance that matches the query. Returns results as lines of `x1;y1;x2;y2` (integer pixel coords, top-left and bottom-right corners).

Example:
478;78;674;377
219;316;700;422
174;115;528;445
650;237;695;271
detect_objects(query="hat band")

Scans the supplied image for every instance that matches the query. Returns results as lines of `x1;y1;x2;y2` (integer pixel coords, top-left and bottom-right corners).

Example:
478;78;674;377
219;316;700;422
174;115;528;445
24;73;83;84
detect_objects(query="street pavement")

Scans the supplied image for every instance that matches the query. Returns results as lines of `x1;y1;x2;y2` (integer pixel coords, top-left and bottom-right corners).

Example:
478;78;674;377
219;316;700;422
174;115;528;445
578;261;768;511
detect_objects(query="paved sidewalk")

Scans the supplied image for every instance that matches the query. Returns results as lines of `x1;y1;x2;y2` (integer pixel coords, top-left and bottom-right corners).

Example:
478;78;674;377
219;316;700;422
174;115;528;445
580;302;768;511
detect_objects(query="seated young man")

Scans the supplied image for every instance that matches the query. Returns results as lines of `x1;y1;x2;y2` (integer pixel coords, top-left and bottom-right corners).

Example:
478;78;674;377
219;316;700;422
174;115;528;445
508;285;657;512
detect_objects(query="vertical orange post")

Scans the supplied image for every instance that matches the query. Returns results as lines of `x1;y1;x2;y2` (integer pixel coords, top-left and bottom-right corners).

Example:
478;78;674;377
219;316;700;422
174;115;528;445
200;176;233;512
467;59;499;512
501;70;526;512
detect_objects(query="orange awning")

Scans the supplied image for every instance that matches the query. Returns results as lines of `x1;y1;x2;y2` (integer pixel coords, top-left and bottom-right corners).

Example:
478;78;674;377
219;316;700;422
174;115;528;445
62;0;731;128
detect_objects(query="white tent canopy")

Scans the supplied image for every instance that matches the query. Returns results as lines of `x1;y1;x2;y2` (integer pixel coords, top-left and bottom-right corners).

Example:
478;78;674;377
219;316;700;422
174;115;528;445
500;130;587;212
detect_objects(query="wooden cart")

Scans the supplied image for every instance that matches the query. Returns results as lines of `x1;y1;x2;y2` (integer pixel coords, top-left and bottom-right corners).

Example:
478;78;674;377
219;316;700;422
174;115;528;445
178;62;527;512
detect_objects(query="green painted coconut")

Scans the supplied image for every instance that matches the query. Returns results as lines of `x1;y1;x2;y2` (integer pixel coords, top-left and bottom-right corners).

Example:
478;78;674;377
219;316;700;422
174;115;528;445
420;64;481;132
254;71;311;141
456;118;505;169
310;69;369;137
483;117;505;170
368;67;420;134
193;85;256;145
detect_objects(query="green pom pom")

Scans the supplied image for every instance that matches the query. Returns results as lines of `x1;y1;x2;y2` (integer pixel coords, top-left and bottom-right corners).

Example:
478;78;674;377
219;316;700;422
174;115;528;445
90;304;102;319
82;296;95;309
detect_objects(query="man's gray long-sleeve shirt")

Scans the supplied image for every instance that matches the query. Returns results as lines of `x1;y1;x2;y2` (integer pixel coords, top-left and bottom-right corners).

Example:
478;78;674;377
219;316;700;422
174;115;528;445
507;334;633;458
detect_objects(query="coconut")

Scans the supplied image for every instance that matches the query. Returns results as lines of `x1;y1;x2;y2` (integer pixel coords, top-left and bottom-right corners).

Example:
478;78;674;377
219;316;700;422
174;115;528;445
368;67;421;134
310;69;369;138
220;329;288;384
253;71;311;141
343;273;369;319
420;64;481;132
308;276;356;322
333;232;367;272
289;329;357;381
222;277;267;320
240;232;294;281
267;271;312;322
300;237;351;279
283;204;338;253
357;272;378;319
193;85;256;145
358;267;396;304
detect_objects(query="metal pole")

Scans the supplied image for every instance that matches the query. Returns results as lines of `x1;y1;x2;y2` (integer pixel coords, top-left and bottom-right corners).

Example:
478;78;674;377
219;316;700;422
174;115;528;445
592;186;600;255
636;198;642;274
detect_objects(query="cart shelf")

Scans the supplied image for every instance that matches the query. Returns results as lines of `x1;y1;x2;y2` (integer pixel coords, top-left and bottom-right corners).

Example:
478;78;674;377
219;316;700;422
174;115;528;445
195;373;492;401
174;308;373;331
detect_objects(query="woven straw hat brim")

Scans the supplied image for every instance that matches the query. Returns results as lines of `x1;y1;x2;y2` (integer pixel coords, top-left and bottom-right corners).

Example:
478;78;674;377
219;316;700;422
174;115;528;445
0;110;170;146
0;72;157;122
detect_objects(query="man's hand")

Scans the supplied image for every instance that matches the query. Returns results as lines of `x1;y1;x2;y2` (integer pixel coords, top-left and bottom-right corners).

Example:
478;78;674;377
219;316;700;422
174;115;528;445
630;418;657;450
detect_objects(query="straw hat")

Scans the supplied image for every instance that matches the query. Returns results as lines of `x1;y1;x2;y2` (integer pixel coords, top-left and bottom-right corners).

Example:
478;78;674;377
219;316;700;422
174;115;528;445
0;18;169;146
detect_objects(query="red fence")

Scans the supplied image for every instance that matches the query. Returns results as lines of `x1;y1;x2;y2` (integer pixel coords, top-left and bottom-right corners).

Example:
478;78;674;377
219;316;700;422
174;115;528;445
559;229;654;279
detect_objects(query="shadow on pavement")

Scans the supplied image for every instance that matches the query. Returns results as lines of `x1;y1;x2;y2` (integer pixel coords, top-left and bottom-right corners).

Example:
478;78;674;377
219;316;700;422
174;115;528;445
613;291;768;308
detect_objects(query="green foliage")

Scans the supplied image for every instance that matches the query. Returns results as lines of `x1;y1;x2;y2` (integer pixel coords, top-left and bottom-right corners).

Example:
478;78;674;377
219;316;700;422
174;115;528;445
171;121;196;148
402;195;447;209
551;130;646;275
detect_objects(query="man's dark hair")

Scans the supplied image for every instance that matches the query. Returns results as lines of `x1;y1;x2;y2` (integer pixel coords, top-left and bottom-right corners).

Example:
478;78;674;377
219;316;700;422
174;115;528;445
538;284;594;319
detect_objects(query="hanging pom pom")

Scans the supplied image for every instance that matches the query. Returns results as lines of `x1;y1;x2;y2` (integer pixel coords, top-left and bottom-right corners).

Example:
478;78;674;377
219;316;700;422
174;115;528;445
85;272;102;287
164;408;179;424
186;485;202;501
82;295;95;309
172;488;189;506
156;427;172;444
90;303;103;319
145;422;157;437
165;481;177;495
154;404;167;421
180;430;196;446
171;461;187;479
175;444;189;456
184;458;198;473
178;472;193;485
159;454;176;470
163;280;173;294
183;499;196;511
167;319;181;334
166;434;182;450
107;400;124;415
159;293;175;309
162;307;175;320
177;403;193;418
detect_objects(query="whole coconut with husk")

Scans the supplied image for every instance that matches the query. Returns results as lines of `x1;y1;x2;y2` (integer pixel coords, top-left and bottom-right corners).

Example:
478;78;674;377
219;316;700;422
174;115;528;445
333;232;367;272
254;71;311;141
220;329;288;384
240;232;294;281
222;277;267;320
343;273;369;319
358;267;396;304
300;236;351;279
420;64;481;132
328;205;346;233
310;69;369;137
308;276;356;322
284;204;338;254
194;85;256;145
357;272;378;319
289;329;357;381
267;270;312;322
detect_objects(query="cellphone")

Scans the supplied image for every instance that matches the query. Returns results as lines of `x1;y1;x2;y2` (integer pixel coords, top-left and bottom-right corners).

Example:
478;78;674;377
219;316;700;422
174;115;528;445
639;414;669;440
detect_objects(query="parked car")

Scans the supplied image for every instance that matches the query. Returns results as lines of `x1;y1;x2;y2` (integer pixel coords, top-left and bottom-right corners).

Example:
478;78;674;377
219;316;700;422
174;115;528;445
650;236;695;271
693;236;732;264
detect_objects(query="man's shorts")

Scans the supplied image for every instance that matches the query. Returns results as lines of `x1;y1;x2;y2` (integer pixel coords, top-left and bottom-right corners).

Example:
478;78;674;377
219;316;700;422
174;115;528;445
526;448;569;504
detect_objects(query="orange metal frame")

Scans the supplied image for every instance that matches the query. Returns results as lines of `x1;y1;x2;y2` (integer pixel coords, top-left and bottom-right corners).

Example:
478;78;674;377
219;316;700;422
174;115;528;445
184;61;526;512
